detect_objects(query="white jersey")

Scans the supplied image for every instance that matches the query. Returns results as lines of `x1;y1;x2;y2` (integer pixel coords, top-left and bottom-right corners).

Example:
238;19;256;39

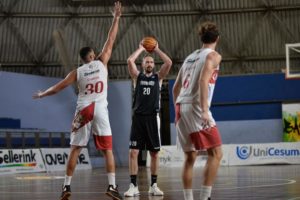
176;48;219;107
76;60;108;107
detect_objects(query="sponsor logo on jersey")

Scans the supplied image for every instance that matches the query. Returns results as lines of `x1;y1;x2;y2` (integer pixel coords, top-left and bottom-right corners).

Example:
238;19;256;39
84;69;100;76
140;80;155;86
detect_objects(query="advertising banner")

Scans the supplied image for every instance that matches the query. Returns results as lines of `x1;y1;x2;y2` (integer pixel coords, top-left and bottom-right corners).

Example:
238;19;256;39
225;142;300;165
0;149;46;175
146;146;211;168
282;103;300;142
151;143;300;167
40;148;91;171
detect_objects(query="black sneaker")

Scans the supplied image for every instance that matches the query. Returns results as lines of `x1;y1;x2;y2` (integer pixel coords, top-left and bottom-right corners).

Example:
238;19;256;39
106;185;123;200
60;185;71;200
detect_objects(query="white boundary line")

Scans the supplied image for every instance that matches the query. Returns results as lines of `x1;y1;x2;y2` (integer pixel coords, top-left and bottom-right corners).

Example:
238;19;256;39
0;177;296;193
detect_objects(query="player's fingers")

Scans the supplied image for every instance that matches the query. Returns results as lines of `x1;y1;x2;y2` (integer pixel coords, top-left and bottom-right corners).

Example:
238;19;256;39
114;1;121;13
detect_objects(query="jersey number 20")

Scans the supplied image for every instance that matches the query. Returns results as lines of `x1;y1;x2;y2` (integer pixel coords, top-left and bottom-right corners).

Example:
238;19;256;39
85;81;104;94
143;87;151;95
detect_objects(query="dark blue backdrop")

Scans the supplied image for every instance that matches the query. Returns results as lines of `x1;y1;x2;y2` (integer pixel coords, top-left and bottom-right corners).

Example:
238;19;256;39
169;73;300;122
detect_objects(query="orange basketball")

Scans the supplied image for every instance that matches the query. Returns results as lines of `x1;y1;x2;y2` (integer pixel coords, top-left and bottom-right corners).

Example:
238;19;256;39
142;36;157;52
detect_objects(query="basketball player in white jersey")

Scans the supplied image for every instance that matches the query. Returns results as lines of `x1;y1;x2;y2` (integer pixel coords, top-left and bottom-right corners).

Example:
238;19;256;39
33;2;122;200
172;21;223;200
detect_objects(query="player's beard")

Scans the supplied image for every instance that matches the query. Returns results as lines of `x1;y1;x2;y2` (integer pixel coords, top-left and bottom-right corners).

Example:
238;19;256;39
145;66;153;74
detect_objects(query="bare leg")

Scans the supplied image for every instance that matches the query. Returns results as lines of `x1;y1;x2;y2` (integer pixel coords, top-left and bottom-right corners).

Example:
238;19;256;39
182;151;197;188
129;149;139;175
66;145;83;176
61;146;82;199
202;146;222;186
150;151;159;175
124;149;140;197
102;150;123;199
101;149;116;173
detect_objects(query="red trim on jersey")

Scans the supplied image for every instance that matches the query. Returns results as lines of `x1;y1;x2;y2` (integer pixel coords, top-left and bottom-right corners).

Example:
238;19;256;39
72;102;95;132
209;70;219;84
190;126;222;150
93;135;112;150
175;104;181;124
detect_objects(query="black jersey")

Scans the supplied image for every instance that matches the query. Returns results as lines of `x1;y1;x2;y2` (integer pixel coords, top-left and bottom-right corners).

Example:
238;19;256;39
132;72;160;115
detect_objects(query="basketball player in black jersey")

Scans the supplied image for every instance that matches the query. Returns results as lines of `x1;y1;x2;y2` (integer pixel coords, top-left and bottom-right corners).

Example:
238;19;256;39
124;42;172;197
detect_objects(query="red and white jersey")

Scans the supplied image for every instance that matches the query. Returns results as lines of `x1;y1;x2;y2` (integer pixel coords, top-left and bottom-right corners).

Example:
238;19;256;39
76;60;108;107
176;48;219;107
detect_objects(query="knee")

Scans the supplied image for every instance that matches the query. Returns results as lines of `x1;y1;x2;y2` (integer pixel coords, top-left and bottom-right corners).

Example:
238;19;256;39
129;149;139;159
216;151;223;161
185;152;197;164
212;149;223;162
70;145;82;155
101;149;113;157
150;151;159;159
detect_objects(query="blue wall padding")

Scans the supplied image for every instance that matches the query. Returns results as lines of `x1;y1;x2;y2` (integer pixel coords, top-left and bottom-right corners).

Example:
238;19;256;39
169;73;300;122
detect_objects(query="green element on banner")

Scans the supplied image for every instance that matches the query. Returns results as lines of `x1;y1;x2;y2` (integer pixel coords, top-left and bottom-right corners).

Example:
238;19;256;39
283;112;300;142
0;163;36;168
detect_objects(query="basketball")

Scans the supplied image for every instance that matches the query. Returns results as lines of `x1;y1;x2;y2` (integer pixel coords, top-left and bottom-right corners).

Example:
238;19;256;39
142;36;157;52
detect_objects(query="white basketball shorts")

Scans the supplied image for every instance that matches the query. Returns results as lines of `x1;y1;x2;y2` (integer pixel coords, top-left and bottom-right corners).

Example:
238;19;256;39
70;101;112;150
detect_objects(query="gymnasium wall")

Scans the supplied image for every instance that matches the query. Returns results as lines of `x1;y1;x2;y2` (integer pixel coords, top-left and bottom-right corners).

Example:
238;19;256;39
169;73;300;144
2;71;300;166
0;71;132;166
0;72;77;131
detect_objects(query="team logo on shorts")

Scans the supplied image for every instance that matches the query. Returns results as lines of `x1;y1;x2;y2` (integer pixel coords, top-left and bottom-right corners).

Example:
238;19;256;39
72;113;84;132
130;141;137;147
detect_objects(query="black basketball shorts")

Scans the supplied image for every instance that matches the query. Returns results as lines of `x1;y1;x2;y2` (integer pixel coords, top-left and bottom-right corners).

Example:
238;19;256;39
129;113;161;151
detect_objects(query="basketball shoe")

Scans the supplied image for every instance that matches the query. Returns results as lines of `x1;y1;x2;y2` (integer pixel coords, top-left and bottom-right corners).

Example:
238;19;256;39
60;185;71;200
106;185;123;200
148;183;164;196
124;183;140;197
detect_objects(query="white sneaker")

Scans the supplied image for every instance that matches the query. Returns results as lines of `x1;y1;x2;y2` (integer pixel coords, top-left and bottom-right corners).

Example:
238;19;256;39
148;183;164;196
124;183;140;197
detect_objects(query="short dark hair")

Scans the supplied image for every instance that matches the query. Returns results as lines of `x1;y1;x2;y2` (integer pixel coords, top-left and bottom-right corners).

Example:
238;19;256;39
79;47;93;61
198;21;219;44
143;53;154;60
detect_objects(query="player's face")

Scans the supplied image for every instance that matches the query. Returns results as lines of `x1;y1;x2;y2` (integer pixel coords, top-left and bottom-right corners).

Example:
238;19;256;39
85;50;96;63
142;56;155;74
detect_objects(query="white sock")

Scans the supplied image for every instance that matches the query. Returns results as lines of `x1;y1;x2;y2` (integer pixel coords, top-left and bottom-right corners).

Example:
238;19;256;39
183;189;194;200
64;175;72;186
199;185;212;200
107;173;116;188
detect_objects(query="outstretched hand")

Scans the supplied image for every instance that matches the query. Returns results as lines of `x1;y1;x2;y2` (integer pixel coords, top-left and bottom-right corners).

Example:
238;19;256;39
112;1;122;18
32;90;43;99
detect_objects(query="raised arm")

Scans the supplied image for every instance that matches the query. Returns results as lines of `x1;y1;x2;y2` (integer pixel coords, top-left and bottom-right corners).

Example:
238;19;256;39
97;1;121;66
199;51;221;123
127;43;145;80
33;70;77;99
155;44;172;80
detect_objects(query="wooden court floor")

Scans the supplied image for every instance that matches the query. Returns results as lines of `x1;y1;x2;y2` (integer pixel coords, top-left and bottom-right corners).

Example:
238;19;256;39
0;165;299;200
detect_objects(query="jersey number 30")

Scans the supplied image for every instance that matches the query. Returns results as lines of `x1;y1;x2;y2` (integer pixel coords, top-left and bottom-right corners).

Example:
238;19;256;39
85;81;104;94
